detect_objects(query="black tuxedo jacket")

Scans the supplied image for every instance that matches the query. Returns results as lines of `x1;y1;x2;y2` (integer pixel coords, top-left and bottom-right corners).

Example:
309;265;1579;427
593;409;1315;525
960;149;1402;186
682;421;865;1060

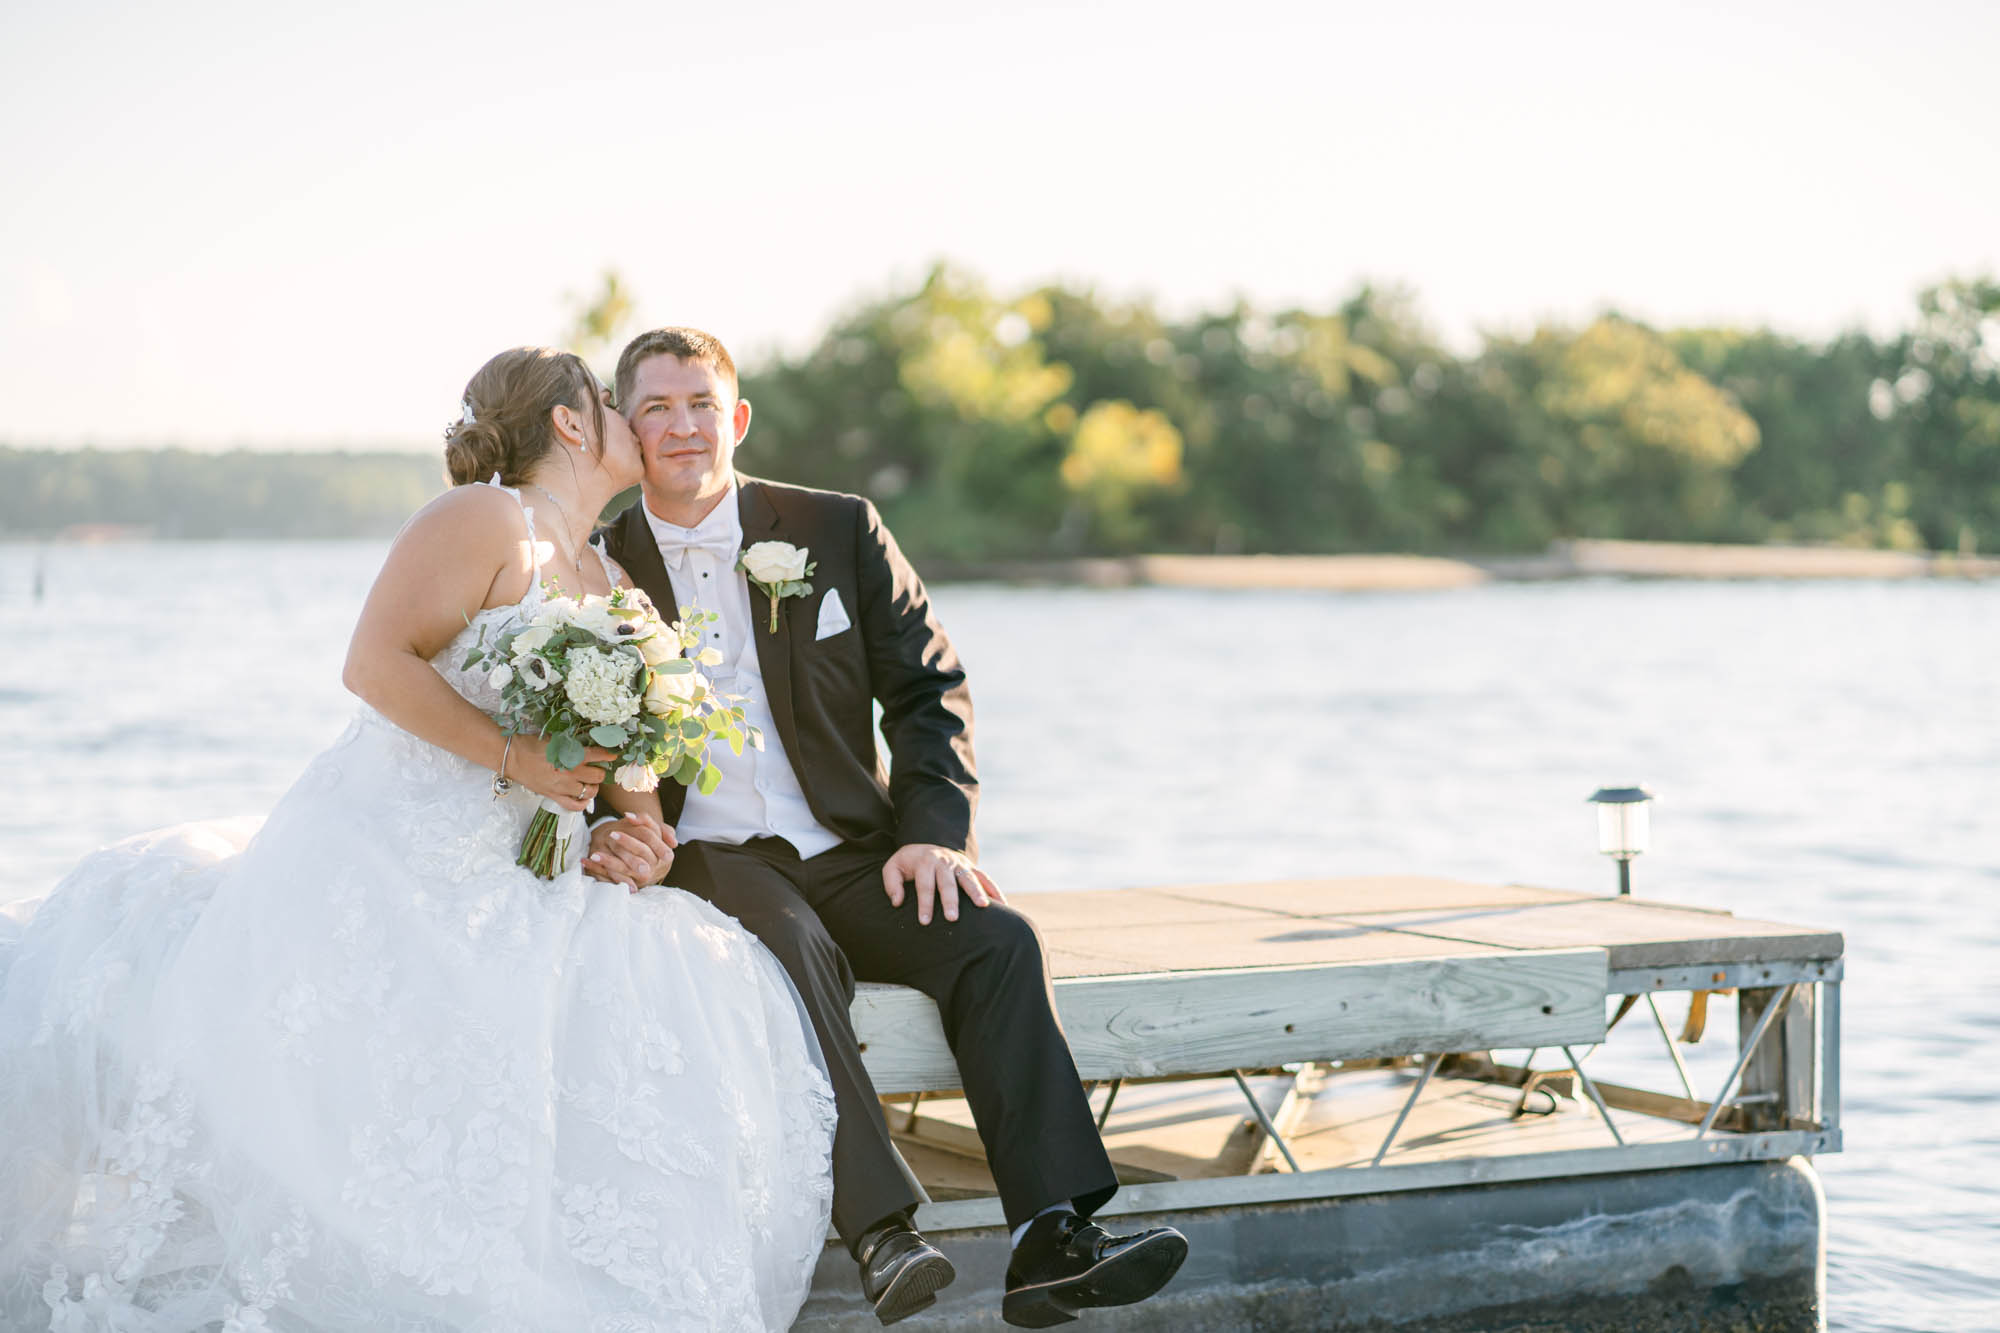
599;477;978;858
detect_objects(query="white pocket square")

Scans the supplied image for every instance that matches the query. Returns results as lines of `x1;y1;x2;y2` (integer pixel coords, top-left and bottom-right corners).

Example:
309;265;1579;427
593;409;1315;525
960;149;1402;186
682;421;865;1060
815;588;852;640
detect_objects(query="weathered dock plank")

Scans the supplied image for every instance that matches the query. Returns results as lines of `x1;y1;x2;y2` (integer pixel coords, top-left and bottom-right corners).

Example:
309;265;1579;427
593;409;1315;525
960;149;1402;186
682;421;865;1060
1045;919;1530;976
1336;899;1844;967
855;947;1607;1092
1133;876;1594;918
1010;887;1283;931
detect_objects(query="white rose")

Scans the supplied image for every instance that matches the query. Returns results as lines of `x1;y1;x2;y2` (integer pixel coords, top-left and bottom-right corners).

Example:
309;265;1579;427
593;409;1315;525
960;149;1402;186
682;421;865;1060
741;540;809;584
614;761;660;793
486;664;513;690
637;630;680;667
510;624;555;658
645;667;706;711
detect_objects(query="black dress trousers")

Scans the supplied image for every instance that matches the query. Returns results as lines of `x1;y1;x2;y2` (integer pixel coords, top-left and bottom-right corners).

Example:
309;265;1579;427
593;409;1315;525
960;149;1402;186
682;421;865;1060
666;834;1119;1249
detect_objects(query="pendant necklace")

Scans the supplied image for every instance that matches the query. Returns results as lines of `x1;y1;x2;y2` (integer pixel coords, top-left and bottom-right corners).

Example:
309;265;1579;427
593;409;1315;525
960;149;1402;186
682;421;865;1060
525;484;589;578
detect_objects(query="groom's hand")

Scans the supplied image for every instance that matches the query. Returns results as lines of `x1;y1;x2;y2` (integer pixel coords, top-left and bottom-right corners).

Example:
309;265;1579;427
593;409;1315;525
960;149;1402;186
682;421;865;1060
584;813;677;892
882;844;1005;925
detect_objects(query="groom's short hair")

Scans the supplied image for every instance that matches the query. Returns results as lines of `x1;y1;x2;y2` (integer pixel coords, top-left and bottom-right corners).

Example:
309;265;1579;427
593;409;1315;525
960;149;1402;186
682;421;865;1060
614;327;739;407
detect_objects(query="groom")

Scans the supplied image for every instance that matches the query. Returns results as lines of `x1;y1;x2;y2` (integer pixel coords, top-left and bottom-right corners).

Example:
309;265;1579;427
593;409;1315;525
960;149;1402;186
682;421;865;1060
585;327;1187;1327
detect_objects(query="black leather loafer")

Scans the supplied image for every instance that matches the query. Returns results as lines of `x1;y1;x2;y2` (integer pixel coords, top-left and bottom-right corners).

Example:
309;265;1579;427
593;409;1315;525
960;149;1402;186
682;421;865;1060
1002;1211;1188;1328
858;1219;956;1326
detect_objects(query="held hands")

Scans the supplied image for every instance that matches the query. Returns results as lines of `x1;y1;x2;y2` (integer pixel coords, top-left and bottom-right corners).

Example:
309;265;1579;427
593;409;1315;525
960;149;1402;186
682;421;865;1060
882;844;1005;925
510;744;621;812
583;813;677;893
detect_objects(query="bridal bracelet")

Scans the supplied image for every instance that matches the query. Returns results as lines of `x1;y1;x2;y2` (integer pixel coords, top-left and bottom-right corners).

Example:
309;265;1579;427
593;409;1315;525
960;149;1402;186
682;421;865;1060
492;734;514;798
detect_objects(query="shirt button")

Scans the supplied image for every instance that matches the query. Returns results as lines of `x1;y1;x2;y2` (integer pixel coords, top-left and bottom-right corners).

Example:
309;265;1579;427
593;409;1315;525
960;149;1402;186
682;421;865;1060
701;572;709;578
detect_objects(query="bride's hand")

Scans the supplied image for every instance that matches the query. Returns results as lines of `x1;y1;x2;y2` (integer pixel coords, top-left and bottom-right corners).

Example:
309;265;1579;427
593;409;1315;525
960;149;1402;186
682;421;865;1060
509;744;620;811
584;813;677;892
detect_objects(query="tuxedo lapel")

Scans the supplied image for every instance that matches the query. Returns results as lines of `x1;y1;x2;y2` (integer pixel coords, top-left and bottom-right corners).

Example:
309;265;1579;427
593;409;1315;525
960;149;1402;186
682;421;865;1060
737;479;807;782
615;501;685;620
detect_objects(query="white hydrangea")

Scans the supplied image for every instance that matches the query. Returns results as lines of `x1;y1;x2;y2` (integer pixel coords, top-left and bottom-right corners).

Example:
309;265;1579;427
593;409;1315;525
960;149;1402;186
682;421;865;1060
564;646;641;725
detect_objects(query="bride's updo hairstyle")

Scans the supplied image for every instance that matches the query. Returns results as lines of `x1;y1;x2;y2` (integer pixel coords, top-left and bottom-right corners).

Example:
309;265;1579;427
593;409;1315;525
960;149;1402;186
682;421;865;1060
443;346;607;487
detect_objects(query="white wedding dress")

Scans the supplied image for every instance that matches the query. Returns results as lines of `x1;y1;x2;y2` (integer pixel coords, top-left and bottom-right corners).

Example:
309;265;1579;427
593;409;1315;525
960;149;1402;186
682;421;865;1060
0;486;837;1332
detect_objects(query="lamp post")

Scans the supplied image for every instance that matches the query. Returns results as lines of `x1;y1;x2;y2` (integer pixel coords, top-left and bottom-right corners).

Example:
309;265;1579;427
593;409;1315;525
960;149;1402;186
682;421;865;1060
1589;785;1654;896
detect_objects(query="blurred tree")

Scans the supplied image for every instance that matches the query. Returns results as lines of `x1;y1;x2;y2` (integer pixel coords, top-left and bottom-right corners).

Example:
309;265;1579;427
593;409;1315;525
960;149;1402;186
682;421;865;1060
1476;317;1760;544
746;264;1078;558
564;270;638;383
1669;327;1910;545
1885;277;2000;552
1060;400;1184;548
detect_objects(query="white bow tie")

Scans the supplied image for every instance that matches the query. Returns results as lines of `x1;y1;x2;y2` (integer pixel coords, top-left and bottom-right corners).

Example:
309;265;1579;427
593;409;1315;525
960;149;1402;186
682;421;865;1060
657;531;738;574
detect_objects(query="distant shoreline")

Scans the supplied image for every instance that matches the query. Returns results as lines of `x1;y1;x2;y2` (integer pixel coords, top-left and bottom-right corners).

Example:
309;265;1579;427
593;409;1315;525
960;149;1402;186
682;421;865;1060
9;534;1996;588
927;539;2000;588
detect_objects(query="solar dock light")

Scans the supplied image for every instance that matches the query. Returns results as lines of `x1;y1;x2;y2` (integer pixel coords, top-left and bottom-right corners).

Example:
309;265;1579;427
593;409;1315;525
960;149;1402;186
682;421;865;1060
1589;785;1654;896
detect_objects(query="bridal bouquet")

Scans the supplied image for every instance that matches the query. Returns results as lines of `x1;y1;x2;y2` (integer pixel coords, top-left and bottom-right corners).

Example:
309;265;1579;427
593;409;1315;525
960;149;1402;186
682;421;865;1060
461;586;759;877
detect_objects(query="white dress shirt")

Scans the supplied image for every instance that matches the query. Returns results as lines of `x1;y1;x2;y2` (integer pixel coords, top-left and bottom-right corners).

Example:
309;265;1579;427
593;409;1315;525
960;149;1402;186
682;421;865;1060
642;480;839;858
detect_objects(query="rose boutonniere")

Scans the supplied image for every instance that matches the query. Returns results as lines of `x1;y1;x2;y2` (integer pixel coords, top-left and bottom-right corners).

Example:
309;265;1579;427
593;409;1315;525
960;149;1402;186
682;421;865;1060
738;541;816;633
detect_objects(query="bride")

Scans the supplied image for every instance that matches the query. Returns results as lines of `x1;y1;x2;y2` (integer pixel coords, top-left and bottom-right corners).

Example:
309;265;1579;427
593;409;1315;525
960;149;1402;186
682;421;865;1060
0;347;836;1331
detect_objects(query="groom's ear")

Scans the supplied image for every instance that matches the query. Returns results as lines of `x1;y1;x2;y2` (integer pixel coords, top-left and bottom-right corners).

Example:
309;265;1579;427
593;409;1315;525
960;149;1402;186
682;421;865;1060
731;396;752;446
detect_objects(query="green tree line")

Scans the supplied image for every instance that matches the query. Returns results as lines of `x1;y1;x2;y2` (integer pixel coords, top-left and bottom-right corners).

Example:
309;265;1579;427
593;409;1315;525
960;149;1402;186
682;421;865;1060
739;266;1998;558
6;267;1996;556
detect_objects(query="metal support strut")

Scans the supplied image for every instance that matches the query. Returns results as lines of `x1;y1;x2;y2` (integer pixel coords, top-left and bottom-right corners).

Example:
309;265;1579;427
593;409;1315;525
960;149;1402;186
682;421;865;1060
1646;992;1700;1102
1094;1079;1122;1131
1231;1071;1303;1172
1698;984;1794;1138
1562;1046;1625;1145
1372;1053;1444;1166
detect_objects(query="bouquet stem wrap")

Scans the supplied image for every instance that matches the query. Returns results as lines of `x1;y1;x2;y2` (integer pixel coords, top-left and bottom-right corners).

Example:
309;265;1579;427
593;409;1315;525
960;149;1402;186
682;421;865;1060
518;798;583;878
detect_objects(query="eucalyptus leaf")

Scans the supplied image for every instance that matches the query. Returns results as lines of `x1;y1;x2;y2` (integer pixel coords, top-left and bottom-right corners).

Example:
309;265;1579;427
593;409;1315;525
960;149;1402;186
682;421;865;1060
696;763;722;796
589;725;628;747
549;733;588;770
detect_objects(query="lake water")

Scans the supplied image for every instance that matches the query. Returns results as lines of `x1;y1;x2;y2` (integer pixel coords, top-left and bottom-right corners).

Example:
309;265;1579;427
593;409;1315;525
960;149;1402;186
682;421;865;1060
2;540;1995;1333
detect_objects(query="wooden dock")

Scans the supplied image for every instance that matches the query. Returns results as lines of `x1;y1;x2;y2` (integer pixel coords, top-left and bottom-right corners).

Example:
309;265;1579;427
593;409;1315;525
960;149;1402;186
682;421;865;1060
852;875;1844;1232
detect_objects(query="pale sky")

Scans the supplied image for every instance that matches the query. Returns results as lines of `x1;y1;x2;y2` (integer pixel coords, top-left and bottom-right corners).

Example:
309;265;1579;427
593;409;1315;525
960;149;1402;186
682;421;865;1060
3;0;1995;448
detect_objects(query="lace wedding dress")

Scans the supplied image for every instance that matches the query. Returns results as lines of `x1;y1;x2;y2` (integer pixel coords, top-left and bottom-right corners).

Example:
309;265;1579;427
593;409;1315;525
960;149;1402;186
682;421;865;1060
0;485;837;1332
